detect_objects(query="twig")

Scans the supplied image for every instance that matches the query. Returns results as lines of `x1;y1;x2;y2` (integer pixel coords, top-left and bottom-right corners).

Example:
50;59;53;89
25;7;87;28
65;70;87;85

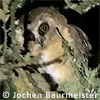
2;23;7;56
10;1;16;50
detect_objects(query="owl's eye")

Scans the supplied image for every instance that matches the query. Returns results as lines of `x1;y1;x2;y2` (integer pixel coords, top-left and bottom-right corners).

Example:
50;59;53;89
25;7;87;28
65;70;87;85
28;33;35;41
24;29;35;41
39;22;49;35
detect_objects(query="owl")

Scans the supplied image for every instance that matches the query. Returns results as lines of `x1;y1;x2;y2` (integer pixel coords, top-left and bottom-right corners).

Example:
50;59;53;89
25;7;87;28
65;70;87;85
16;7;92;84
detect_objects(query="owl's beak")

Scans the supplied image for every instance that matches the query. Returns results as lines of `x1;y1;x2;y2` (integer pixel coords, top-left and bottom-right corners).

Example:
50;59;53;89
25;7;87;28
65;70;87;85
36;38;44;47
39;39;44;47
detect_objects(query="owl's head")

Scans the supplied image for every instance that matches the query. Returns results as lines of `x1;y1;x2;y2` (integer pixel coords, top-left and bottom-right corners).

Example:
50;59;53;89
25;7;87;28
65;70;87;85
16;7;91;63
26;7;68;48
15;7;69;59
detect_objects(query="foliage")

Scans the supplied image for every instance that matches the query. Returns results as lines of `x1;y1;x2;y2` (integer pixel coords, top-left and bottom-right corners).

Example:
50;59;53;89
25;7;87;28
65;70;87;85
64;0;100;14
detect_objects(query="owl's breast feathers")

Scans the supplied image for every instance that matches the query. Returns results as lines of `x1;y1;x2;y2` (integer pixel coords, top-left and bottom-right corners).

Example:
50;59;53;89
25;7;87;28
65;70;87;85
17;7;92;83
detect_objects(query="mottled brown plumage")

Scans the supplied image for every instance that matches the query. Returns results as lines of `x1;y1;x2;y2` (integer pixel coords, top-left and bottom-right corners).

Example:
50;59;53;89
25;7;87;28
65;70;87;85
16;7;91;84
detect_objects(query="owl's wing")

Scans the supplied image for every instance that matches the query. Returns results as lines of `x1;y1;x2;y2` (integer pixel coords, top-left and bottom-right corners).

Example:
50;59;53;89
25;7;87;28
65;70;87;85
68;25;92;58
